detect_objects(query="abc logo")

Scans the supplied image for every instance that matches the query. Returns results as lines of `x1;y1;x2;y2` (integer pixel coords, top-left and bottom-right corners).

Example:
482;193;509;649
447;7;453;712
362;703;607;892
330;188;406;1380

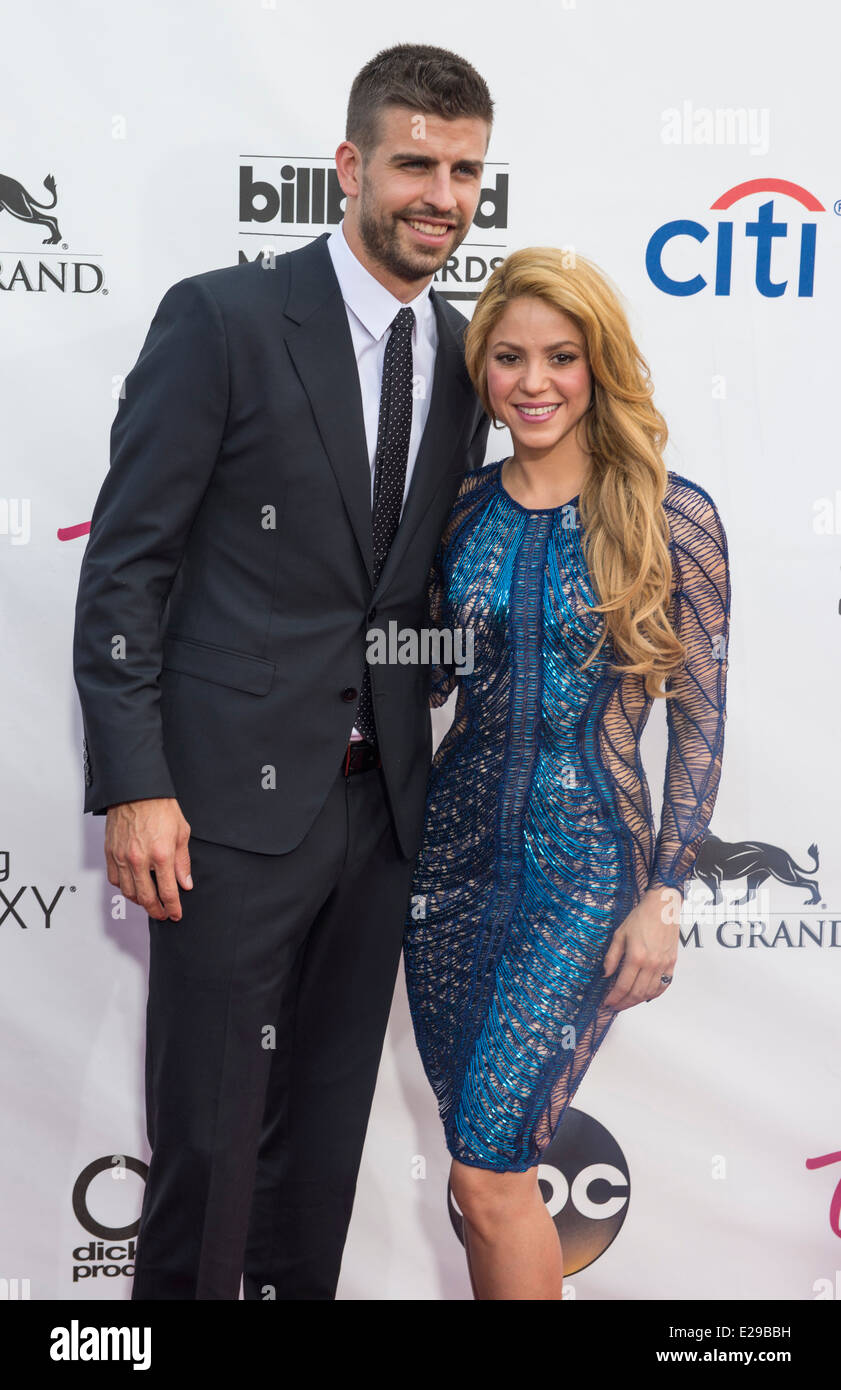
447;1108;629;1274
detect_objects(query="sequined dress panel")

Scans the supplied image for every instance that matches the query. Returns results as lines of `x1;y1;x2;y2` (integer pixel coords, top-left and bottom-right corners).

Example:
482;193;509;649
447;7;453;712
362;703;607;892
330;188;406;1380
403;458;730;1171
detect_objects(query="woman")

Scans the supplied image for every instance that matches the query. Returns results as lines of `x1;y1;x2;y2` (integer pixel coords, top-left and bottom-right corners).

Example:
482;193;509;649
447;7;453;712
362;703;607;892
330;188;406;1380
403;247;731;1300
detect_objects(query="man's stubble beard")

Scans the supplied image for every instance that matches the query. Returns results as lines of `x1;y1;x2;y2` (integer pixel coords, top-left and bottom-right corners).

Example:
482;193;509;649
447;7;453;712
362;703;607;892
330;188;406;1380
356;178;467;285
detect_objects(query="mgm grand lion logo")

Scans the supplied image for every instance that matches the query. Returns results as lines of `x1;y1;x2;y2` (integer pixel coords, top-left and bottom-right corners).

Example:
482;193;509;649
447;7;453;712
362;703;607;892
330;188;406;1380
693;833;821;906
0;171;62;245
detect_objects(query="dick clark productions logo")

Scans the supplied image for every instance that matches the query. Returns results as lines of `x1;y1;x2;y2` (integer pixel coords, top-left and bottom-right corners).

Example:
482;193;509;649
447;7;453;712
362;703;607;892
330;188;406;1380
71;1155;148;1283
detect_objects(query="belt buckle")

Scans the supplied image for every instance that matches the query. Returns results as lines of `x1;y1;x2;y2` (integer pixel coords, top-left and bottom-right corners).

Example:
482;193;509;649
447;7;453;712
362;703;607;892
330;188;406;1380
343;739;380;776
344;740;364;777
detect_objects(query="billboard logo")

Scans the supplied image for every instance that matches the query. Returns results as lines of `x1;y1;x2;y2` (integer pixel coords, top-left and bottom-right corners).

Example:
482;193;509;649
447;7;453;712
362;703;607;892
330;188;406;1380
238;157;509;302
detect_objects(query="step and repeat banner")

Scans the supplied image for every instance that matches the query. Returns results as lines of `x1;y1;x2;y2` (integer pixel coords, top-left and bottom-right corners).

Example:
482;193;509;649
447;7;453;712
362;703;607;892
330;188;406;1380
2;0;839;1301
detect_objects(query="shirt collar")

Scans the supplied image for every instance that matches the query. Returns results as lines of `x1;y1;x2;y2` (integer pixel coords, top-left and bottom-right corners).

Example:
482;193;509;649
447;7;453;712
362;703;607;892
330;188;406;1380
327;219;434;341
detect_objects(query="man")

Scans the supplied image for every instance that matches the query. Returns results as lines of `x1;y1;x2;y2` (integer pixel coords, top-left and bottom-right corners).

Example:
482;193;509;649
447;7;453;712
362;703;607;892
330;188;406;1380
72;43;493;1299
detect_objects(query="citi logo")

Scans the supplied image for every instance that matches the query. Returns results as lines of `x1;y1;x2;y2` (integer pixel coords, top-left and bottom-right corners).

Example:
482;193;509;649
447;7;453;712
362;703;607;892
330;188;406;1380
646;178;824;298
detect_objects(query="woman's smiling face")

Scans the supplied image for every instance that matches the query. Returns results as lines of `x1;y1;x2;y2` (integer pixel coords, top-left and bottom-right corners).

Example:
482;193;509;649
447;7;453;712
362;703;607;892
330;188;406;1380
485;296;592;453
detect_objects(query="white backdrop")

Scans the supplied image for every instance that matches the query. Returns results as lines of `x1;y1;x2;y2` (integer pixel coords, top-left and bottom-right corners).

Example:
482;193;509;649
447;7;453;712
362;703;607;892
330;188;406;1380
2;0;839;1301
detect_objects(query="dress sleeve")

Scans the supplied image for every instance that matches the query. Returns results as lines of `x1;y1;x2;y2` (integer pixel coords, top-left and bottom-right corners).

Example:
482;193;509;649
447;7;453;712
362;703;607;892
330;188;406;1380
648;485;731;898
426;537;456;709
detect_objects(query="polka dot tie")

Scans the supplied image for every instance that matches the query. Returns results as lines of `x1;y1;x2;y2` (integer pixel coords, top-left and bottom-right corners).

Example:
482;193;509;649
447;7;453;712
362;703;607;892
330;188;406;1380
354;305;415;745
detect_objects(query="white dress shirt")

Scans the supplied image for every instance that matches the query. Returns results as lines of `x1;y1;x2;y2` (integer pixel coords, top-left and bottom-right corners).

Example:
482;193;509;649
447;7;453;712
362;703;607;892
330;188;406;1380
327;219;439;740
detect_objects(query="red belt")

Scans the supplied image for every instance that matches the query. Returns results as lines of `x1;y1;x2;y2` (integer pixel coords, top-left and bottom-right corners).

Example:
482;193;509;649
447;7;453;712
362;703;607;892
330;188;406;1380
342;739;382;776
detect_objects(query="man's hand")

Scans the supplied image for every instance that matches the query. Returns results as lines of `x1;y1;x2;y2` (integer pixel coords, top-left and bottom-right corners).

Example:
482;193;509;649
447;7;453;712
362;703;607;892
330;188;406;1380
601;886;682;1011
104;798;193;921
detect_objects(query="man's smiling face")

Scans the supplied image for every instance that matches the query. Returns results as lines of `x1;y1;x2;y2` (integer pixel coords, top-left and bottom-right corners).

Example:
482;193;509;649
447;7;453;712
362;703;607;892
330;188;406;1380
337;104;489;289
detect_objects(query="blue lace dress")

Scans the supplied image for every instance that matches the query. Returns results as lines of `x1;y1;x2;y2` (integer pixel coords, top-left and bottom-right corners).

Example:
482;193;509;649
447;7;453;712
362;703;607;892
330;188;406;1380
403;457;730;1172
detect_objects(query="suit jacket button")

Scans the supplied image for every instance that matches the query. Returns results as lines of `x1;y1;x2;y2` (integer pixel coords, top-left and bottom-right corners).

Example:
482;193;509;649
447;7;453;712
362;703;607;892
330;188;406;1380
341;687;358;702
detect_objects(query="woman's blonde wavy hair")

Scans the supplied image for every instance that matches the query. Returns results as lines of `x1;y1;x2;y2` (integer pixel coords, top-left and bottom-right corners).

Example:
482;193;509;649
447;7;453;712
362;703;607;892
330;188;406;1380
464;246;685;700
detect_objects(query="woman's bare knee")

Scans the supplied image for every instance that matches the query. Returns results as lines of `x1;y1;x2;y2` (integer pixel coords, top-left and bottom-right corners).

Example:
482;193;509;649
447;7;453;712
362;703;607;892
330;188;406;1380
450;1159;542;1238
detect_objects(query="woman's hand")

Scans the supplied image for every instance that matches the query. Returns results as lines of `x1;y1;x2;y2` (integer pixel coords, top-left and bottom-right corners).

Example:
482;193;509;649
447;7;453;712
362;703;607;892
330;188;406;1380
601;886;682;1011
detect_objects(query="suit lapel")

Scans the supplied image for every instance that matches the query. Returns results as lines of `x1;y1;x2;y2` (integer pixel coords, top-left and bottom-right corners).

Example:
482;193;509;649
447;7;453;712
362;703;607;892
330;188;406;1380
283;232;475;595
284;234;376;584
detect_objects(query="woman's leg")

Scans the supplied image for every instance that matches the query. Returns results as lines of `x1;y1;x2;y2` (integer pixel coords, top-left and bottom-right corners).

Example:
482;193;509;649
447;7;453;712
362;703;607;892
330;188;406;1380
450;1158;564;1300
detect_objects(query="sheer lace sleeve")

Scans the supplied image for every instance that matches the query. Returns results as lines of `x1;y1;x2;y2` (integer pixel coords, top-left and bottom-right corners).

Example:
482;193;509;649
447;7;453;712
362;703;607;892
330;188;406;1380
648;480;731;898
426;536;456;709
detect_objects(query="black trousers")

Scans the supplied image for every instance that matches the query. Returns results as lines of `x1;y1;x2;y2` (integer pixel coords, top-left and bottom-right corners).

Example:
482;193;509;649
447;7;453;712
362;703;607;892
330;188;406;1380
130;761;416;1300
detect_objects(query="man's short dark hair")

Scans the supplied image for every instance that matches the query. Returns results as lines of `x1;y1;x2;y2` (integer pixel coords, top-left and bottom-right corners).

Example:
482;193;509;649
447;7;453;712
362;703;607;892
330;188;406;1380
347;43;493;161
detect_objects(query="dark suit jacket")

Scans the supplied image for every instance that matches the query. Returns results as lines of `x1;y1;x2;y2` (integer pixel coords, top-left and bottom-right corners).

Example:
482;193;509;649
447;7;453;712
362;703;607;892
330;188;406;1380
72;232;490;859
